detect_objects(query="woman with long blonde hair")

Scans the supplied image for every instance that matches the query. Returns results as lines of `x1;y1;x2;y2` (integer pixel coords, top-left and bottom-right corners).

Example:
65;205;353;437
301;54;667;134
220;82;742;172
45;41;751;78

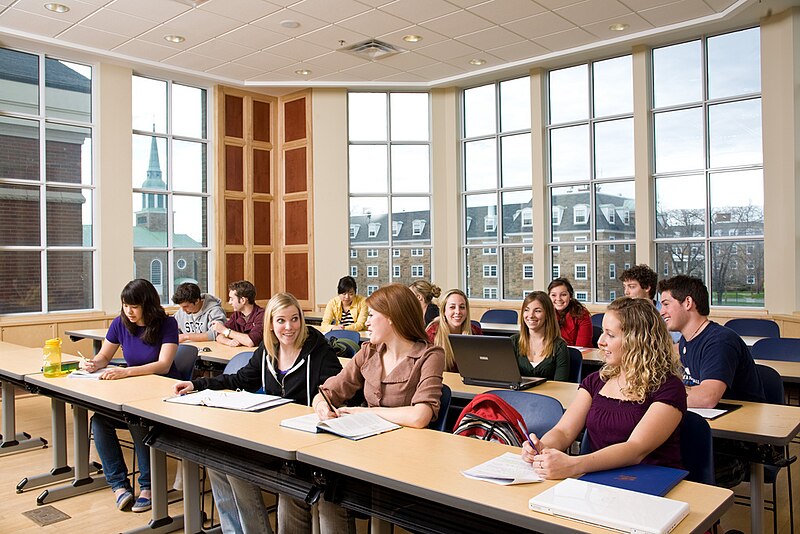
512;291;569;381
521;297;686;480
425;289;482;372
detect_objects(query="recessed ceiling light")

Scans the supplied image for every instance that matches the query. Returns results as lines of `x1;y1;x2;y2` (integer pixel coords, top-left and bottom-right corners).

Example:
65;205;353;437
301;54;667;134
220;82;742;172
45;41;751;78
295;69;312;76
44;3;70;13
469;58;486;66
280;20;300;29
403;35;422;43
608;23;629;31
164;34;186;43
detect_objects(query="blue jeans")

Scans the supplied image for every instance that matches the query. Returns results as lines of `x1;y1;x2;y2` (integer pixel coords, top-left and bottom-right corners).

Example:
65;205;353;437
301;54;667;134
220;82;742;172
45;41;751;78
91;413;150;493
278;494;354;534
208;468;273;534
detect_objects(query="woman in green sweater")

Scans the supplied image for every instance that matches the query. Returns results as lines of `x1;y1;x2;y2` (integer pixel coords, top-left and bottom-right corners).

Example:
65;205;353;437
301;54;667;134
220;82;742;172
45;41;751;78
511;291;570;381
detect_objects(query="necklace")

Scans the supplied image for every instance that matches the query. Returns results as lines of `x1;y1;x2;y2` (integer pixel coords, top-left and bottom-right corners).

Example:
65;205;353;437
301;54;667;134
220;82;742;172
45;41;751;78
682;319;708;355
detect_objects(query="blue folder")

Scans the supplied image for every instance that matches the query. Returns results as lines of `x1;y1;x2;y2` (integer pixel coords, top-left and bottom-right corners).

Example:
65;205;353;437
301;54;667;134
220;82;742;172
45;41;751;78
579;464;689;497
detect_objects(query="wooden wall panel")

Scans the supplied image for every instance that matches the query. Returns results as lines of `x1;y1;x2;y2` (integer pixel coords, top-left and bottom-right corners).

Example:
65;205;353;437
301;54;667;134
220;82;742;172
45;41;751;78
284;147;306;194
225;199;244;245
285;200;308;246
284;98;306;142
226;254;244;285
285;253;309;300
224;95;243;138
253;201;272;245
225;145;243;191
253;101;271;142
253;149;271;194
254;253;271;302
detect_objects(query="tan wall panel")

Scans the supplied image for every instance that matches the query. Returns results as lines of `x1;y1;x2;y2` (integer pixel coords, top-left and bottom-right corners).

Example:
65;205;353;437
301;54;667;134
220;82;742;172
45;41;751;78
2;324;56;348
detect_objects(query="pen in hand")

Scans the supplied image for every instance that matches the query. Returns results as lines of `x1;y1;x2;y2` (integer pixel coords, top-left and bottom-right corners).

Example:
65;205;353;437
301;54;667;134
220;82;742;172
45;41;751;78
518;420;541;455
318;386;339;418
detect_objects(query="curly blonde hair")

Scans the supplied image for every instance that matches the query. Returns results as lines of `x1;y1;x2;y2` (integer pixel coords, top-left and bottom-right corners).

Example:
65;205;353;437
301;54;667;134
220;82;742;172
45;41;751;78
599;297;681;403
433;289;474;371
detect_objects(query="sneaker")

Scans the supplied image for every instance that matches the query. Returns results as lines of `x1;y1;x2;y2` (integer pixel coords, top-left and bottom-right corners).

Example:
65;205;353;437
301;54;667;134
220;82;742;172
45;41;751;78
115;490;134;511
131;496;152;513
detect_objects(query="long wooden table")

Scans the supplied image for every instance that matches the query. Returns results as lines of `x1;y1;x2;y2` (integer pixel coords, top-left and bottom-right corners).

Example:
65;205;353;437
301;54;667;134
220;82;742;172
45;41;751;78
754;358;800;383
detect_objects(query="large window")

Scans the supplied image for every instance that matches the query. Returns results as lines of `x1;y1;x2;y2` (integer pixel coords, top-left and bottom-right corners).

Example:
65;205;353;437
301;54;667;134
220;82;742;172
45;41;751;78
132;76;209;304
0;48;93;314
547;56;636;304
462;77;532;300
348;92;431;291
653;28;763;306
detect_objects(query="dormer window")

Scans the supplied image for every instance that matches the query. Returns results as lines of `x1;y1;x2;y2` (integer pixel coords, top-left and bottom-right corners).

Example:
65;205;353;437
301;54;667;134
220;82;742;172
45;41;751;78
412;219;425;236
392;221;403;236
350;224;360;239
574;205;588;225
368;222;380;238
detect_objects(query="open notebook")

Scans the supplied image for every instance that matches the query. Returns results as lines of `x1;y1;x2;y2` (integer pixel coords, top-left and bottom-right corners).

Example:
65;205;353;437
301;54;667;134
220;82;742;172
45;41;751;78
280;412;400;440
165;390;291;412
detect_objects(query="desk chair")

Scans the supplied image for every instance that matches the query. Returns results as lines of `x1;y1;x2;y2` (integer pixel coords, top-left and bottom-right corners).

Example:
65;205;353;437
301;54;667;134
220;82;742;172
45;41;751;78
174;344;199;380
567;347;582;384
428;385;452;432
591;325;602;348
486;390;563;438
725;318;780;339
323;329;361;344
590;313;604;328
480;309;518;324
223;351;253;375
752;338;800;405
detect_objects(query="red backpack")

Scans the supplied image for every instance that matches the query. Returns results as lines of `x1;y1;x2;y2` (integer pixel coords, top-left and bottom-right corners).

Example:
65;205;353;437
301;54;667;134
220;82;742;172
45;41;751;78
452;393;527;447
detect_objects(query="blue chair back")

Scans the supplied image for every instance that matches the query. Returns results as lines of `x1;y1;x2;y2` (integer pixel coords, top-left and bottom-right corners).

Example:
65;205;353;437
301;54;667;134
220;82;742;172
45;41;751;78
324;329;362;344
480;309;518;324
725;318;780;338
591;325;602;348
486;390;563;438
755;364;784;405
590;313;604;327
681;411;715;485
751;338;800;362
567;347;583;384
174;344;199;381
428;385;452;432
224;351;254;375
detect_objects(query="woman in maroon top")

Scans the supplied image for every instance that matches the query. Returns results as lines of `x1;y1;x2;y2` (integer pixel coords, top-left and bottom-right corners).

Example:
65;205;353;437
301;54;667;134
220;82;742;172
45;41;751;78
522;297;686;479
548;277;593;347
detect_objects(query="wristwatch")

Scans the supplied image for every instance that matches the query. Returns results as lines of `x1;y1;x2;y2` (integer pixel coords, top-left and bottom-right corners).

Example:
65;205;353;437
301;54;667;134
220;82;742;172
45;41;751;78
225;328;231;338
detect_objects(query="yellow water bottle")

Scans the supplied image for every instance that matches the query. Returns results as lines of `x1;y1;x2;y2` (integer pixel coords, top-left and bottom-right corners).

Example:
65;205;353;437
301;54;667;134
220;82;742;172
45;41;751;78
43;338;63;378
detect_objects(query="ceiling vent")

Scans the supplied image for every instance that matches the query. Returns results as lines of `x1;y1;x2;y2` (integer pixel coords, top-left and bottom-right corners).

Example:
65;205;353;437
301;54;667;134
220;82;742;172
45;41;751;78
340;39;405;61
173;0;211;7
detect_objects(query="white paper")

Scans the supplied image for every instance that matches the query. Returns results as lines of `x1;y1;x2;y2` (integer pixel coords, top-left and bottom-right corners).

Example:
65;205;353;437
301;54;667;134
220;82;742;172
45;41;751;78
165;390;290;412
68;369;105;380
688;407;727;419
280;411;400;440
462;452;543;485
280;413;322;433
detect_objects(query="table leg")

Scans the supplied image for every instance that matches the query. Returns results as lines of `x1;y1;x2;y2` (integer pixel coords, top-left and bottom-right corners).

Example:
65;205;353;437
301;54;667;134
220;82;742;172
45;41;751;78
182;458;202;533
0;381;47;454
122;446;185;534
750;461;764;534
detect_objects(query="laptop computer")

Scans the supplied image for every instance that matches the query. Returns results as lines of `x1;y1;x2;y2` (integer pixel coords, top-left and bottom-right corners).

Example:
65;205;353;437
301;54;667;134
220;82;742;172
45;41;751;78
449;334;547;390
528;478;690;534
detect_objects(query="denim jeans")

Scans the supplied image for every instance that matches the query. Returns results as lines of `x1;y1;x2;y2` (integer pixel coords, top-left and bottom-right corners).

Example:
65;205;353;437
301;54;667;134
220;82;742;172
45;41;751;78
208;468;274;534
278;493;354;534
91;413;150;493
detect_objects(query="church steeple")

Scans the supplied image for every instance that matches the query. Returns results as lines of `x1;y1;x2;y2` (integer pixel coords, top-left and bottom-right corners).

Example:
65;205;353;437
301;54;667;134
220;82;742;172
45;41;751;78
141;125;166;192
135;126;167;231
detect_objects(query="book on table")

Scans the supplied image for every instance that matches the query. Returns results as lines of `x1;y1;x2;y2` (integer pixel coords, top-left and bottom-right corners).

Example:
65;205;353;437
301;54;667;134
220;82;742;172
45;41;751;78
165;390;291;412
688;401;741;420
280;411;400;440
579;463;688;496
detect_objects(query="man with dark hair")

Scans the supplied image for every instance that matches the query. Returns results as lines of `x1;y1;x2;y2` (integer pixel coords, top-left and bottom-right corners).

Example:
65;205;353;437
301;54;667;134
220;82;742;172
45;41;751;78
212;280;264;347
172;283;226;343
619;264;658;301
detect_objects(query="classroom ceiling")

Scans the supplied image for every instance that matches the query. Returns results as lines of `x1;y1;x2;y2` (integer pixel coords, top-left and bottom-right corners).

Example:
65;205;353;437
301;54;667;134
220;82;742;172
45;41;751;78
0;0;787;88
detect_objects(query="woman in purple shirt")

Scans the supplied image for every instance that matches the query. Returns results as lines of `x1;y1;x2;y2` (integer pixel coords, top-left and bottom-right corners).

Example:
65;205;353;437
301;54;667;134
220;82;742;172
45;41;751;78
522;297;686;479
82;279;179;512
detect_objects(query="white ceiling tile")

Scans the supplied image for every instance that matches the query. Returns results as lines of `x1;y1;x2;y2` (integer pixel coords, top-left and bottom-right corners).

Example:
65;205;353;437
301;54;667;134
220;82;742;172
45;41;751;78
186;39;257;61
0;8;71;36
535;0;584;8
296;24;369;50
338;9;412;37
113;38;182;61
291;0;371;22
309;70;367;81
415;38;479;61
154;9;242;41
456;26;524;49
582;12;652;39
354;0;395;7
445;50;504;70
618;0;684;10
302;50;370;71
245;71;307;82
445;0;489;8
274;60;337;78
556;0;632;27
377;50;438;70
378;25;448;49
409;60;465;79
338;60;402;79
486;40;550;61
217;24;287;50
206;61;263;79
81;9;159;38
375;70;427;82
419;10;493;38
251;8;329;36
505;11;574;40
638;0;714;26
265;38;330;61
703;0;738;12
106;0;191;22
235;50;296;70
198;0;282;22
162;51;226;71
13;0;100;22
380;0;459;24
535;26;597;52
468;0;546;25
58;25;130;50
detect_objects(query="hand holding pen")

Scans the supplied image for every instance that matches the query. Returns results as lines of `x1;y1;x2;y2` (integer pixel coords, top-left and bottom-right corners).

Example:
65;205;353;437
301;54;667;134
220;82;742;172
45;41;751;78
78;351;97;372
519;420;544;465
315;386;339;420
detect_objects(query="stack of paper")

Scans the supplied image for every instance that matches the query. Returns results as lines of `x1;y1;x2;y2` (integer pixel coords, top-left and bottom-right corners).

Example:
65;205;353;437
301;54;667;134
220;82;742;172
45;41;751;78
461;452;542;485
166;390;291;412
280;411;400;440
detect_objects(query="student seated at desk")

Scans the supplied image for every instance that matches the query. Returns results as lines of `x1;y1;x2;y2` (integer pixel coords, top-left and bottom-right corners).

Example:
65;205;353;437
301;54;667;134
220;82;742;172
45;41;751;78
174;292;342;534
522;298;686;479
285;284;444;534
212;280;264;348
409;280;442;326
171;282;226;343
425;288;482;372
321;275;368;332
512;291;569;381
82;278;179;513
548;278;593;347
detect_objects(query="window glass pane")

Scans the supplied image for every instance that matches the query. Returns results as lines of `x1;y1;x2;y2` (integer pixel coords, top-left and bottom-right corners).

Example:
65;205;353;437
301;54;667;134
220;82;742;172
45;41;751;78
45;58;91;122
709;169;763;238
465;193;498;245
349;93;387;141
0;183;40;246
173;251;208;288
48;250;92;311
464;84;496;138
1;116;40;181
392;197;430;246
657;242;705;280
47;186;91;246
549;64;588;124
500;133;531;188
464;138;497;191
501;190;532;244
653;40;702;108
0;48;38;114
132;77;167;133
390;93;428;141
173;195;207;248
503;247;532;299
349;145;387;194
708;99;762;168
653;108;704;173
391;145;429;194
549;125;589;183
595;181;635;240
173;140;207;193
500;77;530;132
593;55;632;117
134;251;169;304
0;250;41;313
133;193;168;247
594;118;633;179
550;185;590;243
655;175;706;238
550;247;592;296
595;244;635;303
133;134;167;190
707;28;760;99
465;248;498;300
172;84;206;138
710;240;763;306
46;123;92;185
349;196;388;246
